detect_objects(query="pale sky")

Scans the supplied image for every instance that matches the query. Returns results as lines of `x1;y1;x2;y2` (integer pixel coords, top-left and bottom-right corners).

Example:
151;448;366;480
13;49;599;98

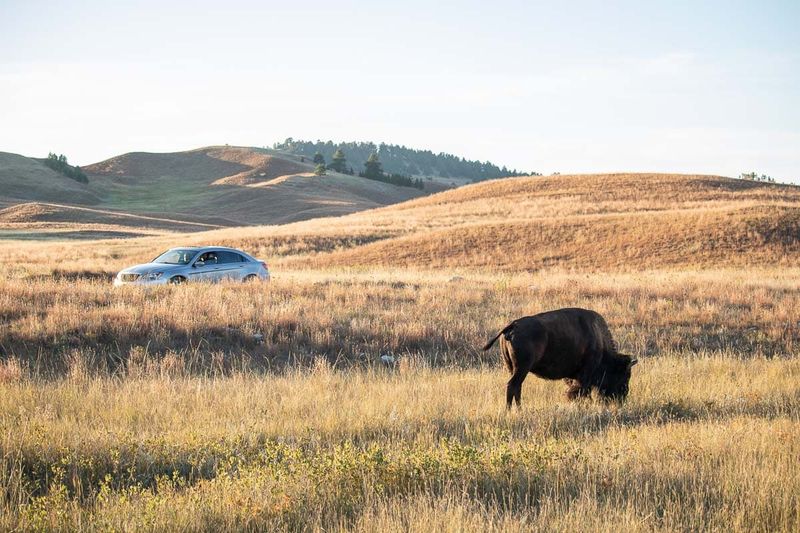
2;0;799;181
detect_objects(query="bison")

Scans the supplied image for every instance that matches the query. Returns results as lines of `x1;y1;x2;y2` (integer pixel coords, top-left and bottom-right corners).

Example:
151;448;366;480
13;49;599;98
483;308;637;408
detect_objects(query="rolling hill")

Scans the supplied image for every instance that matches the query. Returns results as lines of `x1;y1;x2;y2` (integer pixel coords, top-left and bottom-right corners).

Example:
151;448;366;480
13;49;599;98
188;172;800;272
2;172;799;275
4;153;799;273
83;146;426;223
0;151;101;206
0;146;428;237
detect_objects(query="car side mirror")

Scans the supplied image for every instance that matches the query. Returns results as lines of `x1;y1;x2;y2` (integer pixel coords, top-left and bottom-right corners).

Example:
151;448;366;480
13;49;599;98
194;260;204;268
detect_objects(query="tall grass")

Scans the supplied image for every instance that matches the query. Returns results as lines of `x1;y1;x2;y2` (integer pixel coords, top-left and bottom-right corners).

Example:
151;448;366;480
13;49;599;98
2;173;799;530
0;269;798;530
1;358;798;531
0;268;798;377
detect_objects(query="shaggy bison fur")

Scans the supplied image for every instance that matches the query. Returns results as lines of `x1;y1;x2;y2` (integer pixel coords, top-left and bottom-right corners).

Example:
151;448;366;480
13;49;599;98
483;308;638;408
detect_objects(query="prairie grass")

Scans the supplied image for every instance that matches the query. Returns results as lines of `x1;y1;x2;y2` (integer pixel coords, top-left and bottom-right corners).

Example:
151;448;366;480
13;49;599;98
1;173;799;530
1;268;798;376
0;268;798;530
1;358;798;531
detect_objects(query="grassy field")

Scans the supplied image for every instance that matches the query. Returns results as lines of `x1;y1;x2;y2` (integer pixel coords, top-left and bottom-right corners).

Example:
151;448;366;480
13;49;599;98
1;173;799;530
2;358;798;531
1;268;798;531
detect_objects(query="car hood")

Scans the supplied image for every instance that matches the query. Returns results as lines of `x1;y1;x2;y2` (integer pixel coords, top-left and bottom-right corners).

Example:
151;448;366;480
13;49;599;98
120;263;183;275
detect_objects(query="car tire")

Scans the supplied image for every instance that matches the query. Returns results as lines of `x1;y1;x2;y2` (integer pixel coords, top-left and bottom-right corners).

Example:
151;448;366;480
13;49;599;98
168;276;186;285
243;274;258;283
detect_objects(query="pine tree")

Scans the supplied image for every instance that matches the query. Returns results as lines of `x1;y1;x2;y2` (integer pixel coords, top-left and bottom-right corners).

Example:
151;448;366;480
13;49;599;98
328;149;347;173
314;164;327;176
274;138;535;180
43;152;88;183
313;152;325;165
363;152;383;180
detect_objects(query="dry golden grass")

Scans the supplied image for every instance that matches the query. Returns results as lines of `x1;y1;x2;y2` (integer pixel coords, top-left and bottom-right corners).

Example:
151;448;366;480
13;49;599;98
1;172;799;531
0;266;797;530
3;172;798;271
279;173;800;271
0;202;222;241
0;269;797;375
1;358;798;531
0;202;222;230
306;205;800;270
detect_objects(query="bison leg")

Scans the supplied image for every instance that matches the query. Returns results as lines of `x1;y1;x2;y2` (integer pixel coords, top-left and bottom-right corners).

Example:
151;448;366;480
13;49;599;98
565;349;603;401
502;336;543;410
565;382;591;400
506;371;529;409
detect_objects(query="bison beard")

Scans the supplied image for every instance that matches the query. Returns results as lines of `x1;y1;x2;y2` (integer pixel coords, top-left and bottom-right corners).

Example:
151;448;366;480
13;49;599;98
482;308;638;409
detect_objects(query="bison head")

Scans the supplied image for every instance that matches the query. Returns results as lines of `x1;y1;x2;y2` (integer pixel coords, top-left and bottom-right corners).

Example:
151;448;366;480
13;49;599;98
598;355;638;400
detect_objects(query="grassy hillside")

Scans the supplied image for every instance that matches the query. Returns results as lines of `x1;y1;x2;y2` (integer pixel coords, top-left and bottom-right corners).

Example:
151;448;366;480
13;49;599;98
0;152;100;205
84;146;427;223
167;172;800;272
2;172;798;273
0;146;427;234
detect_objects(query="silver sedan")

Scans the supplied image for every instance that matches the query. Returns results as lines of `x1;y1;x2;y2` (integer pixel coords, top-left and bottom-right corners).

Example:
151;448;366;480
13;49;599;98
114;246;270;286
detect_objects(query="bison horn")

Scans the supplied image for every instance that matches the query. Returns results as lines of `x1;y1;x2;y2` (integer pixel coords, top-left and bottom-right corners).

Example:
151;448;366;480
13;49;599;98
628;359;638;368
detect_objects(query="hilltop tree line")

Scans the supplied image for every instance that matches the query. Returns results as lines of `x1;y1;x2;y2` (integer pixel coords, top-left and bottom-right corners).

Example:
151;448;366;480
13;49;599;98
739;172;776;183
310;149;424;189
274;138;533;182
43;153;88;183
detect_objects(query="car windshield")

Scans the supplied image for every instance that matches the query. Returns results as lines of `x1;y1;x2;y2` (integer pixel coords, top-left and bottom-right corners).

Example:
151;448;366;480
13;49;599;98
153;249;198;265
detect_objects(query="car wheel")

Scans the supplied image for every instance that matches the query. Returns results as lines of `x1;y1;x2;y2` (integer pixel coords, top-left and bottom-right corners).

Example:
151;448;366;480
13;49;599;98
168;276;186;285
243;274;258;283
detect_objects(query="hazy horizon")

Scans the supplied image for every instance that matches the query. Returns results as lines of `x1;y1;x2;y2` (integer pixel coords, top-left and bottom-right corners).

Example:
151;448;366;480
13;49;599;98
2;0;798;182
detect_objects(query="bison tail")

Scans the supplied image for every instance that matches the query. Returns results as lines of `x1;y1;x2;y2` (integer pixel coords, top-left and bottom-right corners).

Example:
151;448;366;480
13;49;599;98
482;322;515;351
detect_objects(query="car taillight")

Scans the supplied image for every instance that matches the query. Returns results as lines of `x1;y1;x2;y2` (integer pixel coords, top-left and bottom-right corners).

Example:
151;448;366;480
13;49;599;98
260;261;268;270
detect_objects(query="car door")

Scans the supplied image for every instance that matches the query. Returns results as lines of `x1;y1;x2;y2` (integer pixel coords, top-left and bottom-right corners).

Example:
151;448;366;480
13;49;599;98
189;251;221;282
214;251;246;282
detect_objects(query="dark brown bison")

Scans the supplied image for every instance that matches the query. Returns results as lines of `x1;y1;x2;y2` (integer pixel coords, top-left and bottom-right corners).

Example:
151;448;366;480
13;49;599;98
483;308;637;408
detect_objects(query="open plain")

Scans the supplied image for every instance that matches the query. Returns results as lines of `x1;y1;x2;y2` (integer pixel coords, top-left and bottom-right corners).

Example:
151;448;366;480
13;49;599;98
1;173;799;531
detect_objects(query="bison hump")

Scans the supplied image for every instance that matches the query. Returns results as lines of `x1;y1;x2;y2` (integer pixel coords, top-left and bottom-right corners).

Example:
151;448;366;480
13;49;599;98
595;315;619;354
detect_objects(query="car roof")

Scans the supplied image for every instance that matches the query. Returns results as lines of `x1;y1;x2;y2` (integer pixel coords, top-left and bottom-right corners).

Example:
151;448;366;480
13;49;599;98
167;245;254;255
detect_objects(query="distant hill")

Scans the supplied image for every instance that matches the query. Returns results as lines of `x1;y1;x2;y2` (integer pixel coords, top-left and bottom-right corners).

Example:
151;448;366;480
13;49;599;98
5;164;798;273
272;138;532;183
194;173;800;272
83;146;426;222
0;146;428;237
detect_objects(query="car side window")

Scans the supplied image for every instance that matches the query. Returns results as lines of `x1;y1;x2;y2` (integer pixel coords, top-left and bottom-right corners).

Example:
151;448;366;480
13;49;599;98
217;251;247;264
216;251;233;264
197;252;218;265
